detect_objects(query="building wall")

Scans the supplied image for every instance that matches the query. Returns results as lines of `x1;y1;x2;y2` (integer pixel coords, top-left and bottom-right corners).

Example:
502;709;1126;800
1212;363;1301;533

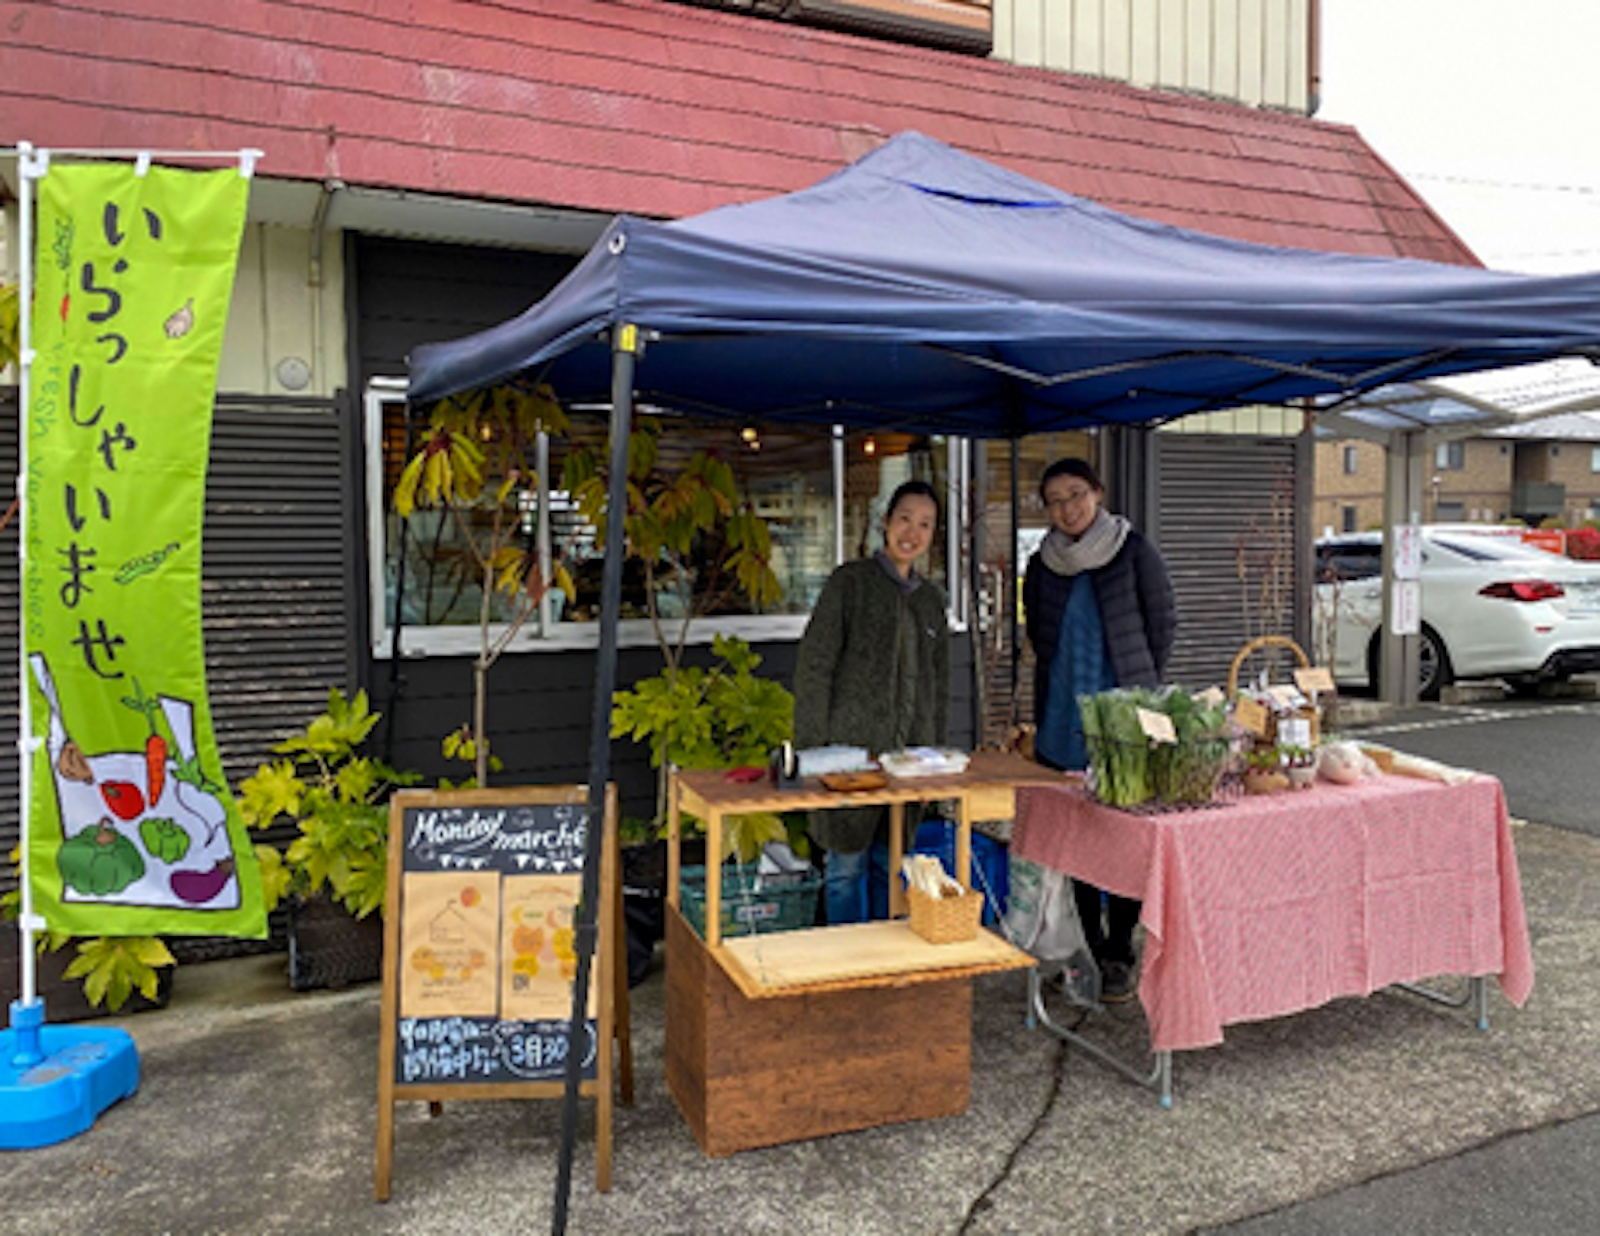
218;221;349;398
1515;440;1600;523
1313;437;1386;533
1311;431;1600;532
1434;438;1515;522
994;0;1312;112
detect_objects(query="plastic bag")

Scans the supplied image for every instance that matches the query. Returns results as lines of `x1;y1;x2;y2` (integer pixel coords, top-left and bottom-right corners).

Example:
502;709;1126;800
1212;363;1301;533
1003;856;1100;1006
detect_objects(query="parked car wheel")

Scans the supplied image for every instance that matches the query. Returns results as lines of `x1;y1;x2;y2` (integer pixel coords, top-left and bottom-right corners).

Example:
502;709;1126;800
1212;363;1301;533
1418;624;1453;700
1366;623;1454;701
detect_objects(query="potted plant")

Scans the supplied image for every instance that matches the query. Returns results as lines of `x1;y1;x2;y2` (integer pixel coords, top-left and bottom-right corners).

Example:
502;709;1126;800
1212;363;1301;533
1281;744;1318;790
611;633;799;862
236;687;419;990
611;634;806;975
1240;745;1290;796
1;849;176;1019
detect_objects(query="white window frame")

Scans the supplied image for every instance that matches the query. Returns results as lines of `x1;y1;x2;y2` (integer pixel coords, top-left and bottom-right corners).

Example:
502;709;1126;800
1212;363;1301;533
366;380;969;659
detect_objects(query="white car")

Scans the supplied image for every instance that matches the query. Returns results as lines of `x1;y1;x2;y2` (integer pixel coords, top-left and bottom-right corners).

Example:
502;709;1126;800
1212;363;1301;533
1314;529;1600;699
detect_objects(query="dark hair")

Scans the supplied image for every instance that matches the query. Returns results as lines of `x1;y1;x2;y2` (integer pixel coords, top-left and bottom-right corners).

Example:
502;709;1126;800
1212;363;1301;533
885;478;941;522
1038;457;1103;504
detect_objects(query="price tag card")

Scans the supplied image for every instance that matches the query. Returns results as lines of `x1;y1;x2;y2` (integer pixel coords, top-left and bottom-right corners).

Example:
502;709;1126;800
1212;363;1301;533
1278;717;1314;749
1233;696;1270;737
1195;686;1226;707
1264;684;1303;708
1136;706;1177;744
1295;666;1335;694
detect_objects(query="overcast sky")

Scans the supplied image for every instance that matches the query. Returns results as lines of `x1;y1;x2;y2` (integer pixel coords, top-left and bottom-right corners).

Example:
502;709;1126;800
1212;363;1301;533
1318;0;1600;274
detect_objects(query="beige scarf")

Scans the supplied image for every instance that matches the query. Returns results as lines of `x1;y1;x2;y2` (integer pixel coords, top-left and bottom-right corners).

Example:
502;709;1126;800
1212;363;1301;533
1038;508;1130;577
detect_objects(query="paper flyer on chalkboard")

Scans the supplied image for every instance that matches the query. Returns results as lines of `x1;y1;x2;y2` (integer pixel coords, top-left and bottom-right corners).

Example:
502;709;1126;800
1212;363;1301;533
502;875;591;1021
399;872;500;1019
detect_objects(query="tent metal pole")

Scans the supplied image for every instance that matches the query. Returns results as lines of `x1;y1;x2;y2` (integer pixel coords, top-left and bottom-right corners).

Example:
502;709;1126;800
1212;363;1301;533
968;439;986;744
1009;437;1021;713
552;324;638;1236
381;394;418;765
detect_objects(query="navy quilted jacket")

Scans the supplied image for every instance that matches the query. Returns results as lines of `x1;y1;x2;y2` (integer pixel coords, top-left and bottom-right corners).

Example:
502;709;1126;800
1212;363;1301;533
1023;530;1177;722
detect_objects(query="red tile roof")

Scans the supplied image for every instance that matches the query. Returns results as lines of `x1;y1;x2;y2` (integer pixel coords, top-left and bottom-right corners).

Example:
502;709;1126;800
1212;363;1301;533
1;0;1478;264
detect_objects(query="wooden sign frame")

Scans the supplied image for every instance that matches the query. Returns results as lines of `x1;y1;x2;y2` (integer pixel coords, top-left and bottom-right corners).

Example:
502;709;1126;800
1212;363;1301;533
374;784;630;1200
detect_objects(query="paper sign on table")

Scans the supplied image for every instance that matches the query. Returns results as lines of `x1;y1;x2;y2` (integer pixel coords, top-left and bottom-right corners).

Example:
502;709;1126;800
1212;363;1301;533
1233;696;1271;737
1295;666;1336;694
1136;707;1177;744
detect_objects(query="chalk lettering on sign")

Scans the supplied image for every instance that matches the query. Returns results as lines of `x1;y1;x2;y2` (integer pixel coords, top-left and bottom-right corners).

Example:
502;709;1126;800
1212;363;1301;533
404;804;589;874
395;1015;597;1084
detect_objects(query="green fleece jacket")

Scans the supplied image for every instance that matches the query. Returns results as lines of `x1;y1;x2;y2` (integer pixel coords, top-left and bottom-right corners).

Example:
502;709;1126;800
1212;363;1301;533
793;557;951;853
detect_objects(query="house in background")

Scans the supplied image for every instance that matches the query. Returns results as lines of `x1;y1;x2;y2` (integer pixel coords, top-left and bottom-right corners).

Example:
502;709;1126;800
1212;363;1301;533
1315;412;1600;535
3;0;1479;879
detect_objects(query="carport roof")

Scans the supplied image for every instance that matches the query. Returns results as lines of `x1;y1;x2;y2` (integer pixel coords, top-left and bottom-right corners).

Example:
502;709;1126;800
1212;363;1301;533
1316;358;1600;439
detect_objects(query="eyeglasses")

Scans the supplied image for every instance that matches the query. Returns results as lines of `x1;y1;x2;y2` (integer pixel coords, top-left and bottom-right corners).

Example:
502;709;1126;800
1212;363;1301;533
1045;489;1095;509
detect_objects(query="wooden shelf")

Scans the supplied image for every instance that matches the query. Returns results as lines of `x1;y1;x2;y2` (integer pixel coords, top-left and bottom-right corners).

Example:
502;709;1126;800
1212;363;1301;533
713;919;1033;999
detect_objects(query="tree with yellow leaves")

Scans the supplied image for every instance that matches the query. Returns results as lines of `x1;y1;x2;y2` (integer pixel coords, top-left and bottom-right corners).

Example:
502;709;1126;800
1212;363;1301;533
392;381;576;785
562;414;784;826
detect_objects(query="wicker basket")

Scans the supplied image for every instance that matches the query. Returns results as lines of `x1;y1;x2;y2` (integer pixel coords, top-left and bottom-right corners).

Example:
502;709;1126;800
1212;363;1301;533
1227;635;1321;748
908;885;983;944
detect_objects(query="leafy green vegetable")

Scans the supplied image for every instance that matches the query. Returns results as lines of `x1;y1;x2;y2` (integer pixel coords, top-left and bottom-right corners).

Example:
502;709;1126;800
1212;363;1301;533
1081;687;1231;808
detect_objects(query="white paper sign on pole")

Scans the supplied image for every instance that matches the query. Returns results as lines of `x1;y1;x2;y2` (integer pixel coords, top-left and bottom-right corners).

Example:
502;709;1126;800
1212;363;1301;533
1391;579;1421;635
1392;524;1422;581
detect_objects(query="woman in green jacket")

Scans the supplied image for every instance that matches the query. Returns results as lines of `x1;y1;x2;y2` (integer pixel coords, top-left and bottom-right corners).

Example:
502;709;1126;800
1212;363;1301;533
793;479;951;924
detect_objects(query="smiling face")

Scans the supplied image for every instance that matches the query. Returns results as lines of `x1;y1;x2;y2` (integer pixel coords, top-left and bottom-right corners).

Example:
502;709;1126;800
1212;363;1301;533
1042;472;1103;538
882;492;938;576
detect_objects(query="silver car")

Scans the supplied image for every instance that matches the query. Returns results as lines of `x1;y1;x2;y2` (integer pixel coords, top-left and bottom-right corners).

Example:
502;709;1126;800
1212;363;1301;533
1314;530;1600;699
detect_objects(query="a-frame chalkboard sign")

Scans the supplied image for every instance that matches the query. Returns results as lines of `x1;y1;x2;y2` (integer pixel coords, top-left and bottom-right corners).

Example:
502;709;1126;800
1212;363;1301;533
374;784;630;1200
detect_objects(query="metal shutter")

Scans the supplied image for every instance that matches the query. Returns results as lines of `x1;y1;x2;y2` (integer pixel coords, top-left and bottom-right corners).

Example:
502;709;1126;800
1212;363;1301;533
1151;433;1312;691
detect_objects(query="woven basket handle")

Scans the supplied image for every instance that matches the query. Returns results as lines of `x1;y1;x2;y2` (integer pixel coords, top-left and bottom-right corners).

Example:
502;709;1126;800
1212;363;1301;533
1227;635;1311;697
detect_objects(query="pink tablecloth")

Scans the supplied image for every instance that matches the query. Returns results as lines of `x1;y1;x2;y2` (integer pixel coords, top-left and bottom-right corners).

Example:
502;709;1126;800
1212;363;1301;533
1013;775;1535;1053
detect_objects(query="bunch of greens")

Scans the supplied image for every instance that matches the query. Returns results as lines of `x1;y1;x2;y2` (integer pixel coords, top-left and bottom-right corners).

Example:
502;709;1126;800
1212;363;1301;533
1149;690;1232;804
1078;688;1162;807
1079;687;1231;808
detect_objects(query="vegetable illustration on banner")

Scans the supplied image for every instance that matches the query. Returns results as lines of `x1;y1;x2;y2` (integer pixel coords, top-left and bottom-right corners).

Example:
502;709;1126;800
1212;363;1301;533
23;160;265;938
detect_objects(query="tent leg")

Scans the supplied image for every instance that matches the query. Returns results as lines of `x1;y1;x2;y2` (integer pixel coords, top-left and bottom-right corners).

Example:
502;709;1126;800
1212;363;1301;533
1009;438;1021;711
553;325;639;1236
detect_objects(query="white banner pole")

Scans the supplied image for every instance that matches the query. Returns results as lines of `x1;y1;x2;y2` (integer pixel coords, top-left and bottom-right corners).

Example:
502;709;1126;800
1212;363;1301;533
14;141;46;1019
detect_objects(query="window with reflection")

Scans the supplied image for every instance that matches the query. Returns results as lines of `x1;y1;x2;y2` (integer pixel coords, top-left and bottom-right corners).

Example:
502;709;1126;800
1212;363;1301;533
368;385;955;655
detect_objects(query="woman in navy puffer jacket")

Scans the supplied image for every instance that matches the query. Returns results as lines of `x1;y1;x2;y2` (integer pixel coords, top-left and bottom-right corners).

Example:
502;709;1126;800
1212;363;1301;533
1023;458;1176;1002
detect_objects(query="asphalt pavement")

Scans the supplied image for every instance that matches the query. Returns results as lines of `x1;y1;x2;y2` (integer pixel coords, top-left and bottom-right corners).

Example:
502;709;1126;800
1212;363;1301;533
2;697;1598;1234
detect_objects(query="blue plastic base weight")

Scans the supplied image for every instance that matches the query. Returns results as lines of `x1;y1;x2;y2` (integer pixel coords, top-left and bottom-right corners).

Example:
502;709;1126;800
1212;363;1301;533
1;999;140;1150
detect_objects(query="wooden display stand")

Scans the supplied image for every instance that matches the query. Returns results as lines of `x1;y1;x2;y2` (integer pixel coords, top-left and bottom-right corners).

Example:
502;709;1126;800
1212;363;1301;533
664;752;1044;1156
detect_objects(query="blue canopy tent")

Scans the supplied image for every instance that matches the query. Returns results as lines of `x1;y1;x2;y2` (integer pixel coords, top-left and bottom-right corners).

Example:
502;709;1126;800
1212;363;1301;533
406;133;1600;1231
412;131;1600;432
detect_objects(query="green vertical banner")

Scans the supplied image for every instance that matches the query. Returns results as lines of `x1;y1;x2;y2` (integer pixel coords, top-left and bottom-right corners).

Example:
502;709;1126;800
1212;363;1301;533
25;161;266;939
